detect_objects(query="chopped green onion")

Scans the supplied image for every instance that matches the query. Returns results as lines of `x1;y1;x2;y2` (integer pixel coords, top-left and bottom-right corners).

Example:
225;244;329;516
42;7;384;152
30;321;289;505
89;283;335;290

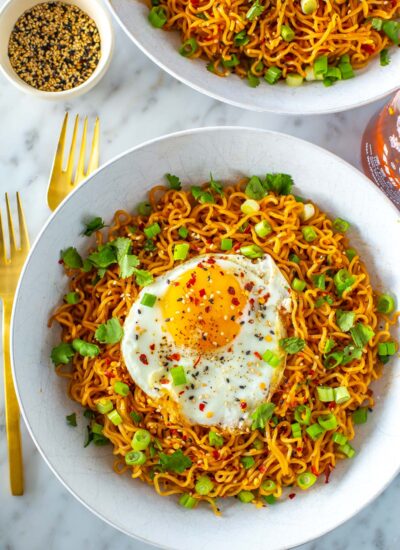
240;244;264;259
261;479;276;493
333;386;350;404
246;0;265;21
107;409;122;426
352;407;368;425
241;199;260;215
324;338;336;354
306;423;325;441
130;411;143;424
317;386;334;402
173;243;190;261
279;337;305;354
332;218;350;233
262;349;281;367
338;442;356;458
380;49;390;67
314;55;328;77
148;6;167;27
178;226;189;239
255;220;272;238
263;494;277;504
91;422;103;435
253;438;264;450
317;413;337;431
338;62;354;80
371;17;383;31
345;248;357;262
170;365;187;386
294;405;311;425
241;456;255;469
137;202;152;216
209;431;224;447
141;293;157;307
286;73;304;87
291;422;302;438
264;66;282;85
292;278;306;292
336;309;355;332
312;274;326;290
66;413;77;427
332;432;347;445
297;471;317;490
302;226;318;242
238;490;255;503
234;30;249;46
382;21;400;46
125;450;146;466
144;222;161;239
195;475;214;495
247;71;260;87
222;54;240;68
221;238;233;251
350;323;375;347
301;0;317;14
64;291;80;304
333;269;355;296
281;24;295;42
378;342;396;356
96;398;113;414
179;38;198;57
113;381;130;397
377;293;395;314
289;253;300;264
179;493;197;508
324;351;344;370
132;429;151;451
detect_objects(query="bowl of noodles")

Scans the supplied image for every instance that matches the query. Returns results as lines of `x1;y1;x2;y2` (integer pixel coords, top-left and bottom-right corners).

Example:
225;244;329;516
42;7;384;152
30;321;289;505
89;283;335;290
106;0;400;114
12;127;400;549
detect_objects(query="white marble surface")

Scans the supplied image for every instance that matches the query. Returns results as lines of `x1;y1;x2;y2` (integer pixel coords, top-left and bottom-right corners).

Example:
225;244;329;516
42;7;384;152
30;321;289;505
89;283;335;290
0;1;399;548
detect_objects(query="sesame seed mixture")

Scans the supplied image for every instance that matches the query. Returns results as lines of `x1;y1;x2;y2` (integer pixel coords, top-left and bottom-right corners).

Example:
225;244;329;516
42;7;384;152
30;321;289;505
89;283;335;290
8;2;101;92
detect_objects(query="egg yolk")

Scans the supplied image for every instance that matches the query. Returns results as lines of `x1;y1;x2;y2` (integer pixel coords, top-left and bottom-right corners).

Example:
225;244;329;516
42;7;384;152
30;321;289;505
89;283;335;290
161;260;247;352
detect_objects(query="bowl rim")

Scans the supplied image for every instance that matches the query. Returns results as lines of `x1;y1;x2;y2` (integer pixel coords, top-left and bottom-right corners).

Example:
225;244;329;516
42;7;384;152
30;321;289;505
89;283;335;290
105;0;398;116
0;0;115;99
11;126;400;549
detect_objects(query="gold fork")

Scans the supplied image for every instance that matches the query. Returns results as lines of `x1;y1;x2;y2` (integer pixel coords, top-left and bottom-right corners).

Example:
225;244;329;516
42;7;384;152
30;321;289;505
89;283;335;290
0;193;30;495
47;113;100;211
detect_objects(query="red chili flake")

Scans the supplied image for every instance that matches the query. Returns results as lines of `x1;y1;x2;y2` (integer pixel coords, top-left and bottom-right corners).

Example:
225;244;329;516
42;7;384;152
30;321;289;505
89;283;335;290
206;257;216;264
263;293;270;303
199;403;205;411
139;353;148;365
311;465;319;477
58;259;64;265
149;343;155;351
361;44;375;54
168;353;181;362
105;357;111;366
231;297;240;306
254;351;262;360
182;434;187;441
324;465;333;484
244;282;254;292
178;390;185;396
198;262;205;269
138;223;145;230
104;370;115;379
296;447;303;453
205;305;211;313
194;298;200;306
309;369;315;376
170;429;178;436
244;225;251;234
199;288;206;297
328;402;336;411
186;274;196;288
249;298;255;306
288;493;296;500
160;378;169;384
233;243;241;251
194;356;202;368
173;282;180;287
207;239;213;244
258;465;266;473
212;450;220;460
240;401;247;410
227;286;235;295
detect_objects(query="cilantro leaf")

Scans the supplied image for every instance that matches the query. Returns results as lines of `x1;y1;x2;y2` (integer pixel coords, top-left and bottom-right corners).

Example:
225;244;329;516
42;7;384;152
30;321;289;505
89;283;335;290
111;237;132;264
82;259;93;273
64;292;80;305
209;173;223;194
95;318;124;344
166;173;182;190
61;247;83;269
245;176;265;200
72;339;100;358
380;49;390;67
251;402;276;430
191;186;215;204
159;449;192;473
120;254;140;278
263;173;294;195
130;411;143;424
88;244;117;268
133;268;154;287
279;337;305;354
246;0;265;20
51;342;74;365
66;413;77;427
336;310;355;332
83;217;106;236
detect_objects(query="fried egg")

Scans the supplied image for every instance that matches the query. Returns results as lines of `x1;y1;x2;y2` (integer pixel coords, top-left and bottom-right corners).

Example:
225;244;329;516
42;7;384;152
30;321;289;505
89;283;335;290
122;254;291;430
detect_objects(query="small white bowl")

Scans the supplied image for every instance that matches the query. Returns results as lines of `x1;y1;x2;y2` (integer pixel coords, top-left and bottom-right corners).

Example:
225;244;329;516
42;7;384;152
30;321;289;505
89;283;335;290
0;0;114;99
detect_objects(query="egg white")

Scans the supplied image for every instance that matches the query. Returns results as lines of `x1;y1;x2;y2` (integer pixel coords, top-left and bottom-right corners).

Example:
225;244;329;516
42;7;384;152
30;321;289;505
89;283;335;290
121;254;291;430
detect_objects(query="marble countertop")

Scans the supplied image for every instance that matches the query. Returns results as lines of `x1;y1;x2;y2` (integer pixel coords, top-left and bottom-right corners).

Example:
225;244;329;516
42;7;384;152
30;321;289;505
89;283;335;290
0;1;399;548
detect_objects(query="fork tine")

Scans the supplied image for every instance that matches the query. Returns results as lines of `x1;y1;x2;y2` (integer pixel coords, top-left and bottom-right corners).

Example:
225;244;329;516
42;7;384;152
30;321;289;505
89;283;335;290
16;193;30;250
52;112;69;177
0;205;7;263
5;194;17;252
74;117;88;185
65;115;80;186
87;117;100;175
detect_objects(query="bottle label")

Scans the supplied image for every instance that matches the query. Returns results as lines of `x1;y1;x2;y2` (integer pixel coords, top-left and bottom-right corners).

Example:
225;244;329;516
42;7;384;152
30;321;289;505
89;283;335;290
363;141;400;210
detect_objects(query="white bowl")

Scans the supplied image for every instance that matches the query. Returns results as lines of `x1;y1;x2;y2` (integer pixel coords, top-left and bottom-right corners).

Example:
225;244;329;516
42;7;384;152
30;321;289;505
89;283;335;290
0;0;114;99
107;0;400;115
12;128;400;550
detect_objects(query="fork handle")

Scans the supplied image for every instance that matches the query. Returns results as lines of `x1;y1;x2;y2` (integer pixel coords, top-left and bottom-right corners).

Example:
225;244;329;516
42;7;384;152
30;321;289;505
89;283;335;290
3;302;24;495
